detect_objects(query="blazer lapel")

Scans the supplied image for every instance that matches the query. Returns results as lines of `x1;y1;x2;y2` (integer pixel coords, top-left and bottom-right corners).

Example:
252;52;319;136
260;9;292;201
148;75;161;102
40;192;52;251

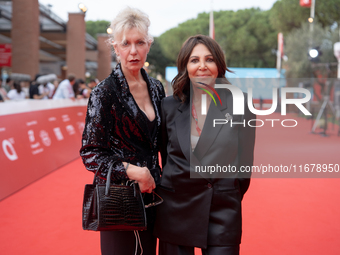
112;64;154;145
175;100;211;181
141;68;162;144
193;89;229;160
175;101;191;163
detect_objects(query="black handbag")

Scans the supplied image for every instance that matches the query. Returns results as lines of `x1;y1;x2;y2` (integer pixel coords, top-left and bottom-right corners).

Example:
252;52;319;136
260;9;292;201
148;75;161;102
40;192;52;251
82;163;147;231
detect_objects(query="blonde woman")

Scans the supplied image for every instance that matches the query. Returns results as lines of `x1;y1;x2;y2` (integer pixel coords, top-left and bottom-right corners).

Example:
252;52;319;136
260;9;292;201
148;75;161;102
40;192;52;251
80;7;165;255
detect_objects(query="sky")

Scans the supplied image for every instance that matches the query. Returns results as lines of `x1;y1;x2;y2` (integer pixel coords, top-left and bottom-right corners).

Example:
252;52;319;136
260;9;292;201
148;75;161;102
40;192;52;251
38;0;278;37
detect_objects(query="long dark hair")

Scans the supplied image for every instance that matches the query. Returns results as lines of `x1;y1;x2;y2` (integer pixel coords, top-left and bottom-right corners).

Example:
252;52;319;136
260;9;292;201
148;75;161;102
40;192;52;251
13;82;22;94
172;35;231;103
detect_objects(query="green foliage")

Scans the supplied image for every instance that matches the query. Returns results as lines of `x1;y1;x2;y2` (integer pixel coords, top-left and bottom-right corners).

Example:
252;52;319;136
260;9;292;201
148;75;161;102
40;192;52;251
270;0;340;34
220;9;277;67
158;8;277;68
318;1;340;28
86;20;110;39
84;1;340;78
269;0;309;33
158;13;210;63
147;37;173;77
284;22;339;78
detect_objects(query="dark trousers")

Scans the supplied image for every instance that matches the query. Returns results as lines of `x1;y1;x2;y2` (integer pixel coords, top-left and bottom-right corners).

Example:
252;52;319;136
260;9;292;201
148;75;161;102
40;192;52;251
159;240;239;255
100;228;156;255
100;207;156;255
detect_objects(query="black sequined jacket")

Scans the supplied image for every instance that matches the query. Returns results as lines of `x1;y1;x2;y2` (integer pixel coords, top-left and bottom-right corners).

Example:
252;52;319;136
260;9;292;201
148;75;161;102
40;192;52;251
80;64;165;183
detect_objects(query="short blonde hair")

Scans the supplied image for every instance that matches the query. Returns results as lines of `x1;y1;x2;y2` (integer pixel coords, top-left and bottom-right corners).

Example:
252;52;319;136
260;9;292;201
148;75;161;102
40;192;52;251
110;7;153;46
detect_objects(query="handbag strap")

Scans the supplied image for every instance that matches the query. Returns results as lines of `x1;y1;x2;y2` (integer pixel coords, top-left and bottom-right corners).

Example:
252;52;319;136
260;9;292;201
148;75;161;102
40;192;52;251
104;162;136;197
92;162;103;185
133;181;138;198
105;162;114;196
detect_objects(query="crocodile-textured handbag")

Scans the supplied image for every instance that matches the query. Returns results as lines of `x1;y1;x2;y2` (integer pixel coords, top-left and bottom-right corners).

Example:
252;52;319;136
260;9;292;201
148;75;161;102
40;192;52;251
82;163;147;231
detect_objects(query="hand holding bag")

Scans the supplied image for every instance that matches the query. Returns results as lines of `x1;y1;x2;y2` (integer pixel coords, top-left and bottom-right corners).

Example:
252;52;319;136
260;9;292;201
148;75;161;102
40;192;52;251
82;163;147;231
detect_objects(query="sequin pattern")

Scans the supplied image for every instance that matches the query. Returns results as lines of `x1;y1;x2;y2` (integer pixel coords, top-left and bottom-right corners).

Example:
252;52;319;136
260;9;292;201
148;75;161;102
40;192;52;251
80;64;165;183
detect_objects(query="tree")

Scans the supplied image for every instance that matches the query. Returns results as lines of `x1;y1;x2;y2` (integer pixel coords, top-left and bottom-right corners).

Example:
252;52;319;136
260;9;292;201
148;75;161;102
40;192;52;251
284;22;339;78
270;0;340;34
158;8;277;68
147;37;173;77
158;13;210;63
86;20;110;39
217;9;277;67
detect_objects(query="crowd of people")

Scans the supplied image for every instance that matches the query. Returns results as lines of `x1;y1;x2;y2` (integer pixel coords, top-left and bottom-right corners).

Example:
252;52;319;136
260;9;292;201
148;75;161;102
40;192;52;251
0;74;99;102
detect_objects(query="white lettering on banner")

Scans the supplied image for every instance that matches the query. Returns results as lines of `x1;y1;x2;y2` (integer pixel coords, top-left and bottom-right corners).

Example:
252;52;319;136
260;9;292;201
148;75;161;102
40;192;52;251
62;115;70;122
2;139;18;161
30;142;40;149
0;99;88;200
26;121;38;126
40;130;51;146
53;127;64;141
32;148;44;155
66;125;76;135
77;112;84;116
28;130;43;153
28;130;35;143
77;122;85;134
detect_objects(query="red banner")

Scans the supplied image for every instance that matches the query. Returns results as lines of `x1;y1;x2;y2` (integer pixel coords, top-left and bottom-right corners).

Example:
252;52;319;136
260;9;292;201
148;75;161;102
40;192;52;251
0;44;11;67
300;0;311;7
0;100;87;200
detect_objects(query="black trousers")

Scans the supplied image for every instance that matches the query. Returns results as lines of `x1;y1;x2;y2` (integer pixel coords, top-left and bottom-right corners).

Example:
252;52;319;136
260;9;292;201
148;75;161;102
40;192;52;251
159;240;239;255
100;228;156;255
100;207;156;255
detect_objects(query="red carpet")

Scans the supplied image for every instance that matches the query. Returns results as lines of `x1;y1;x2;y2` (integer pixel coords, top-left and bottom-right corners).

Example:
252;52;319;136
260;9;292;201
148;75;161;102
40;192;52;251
1;113;339;254
241;113;340;255
0;158;99;255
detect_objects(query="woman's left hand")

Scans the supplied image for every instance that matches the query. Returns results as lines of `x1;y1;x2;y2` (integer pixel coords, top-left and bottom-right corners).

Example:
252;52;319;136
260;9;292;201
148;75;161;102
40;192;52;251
125;164;155;193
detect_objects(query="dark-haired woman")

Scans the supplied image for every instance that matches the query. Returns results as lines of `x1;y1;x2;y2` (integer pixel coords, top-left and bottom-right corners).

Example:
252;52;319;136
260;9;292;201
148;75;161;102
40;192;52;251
155;35;256;255
7;82;26;100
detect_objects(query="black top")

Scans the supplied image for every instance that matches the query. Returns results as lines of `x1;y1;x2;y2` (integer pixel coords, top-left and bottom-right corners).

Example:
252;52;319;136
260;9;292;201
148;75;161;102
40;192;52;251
139;109;157;140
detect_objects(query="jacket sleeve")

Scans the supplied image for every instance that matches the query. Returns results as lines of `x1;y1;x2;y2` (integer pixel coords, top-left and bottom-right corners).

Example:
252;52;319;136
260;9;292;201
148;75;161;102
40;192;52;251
159;98;169;170
153;79;166;166
158;80;166;99
79;85;128;183
237;94;256;198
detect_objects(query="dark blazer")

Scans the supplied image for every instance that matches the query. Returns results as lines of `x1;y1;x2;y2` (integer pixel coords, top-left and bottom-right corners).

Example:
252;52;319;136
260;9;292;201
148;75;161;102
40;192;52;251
80;64;165;183
154;88;256;248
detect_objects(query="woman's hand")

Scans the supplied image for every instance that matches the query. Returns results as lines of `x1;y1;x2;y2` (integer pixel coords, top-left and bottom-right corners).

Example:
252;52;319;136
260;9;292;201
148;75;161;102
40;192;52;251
125;164;155;193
